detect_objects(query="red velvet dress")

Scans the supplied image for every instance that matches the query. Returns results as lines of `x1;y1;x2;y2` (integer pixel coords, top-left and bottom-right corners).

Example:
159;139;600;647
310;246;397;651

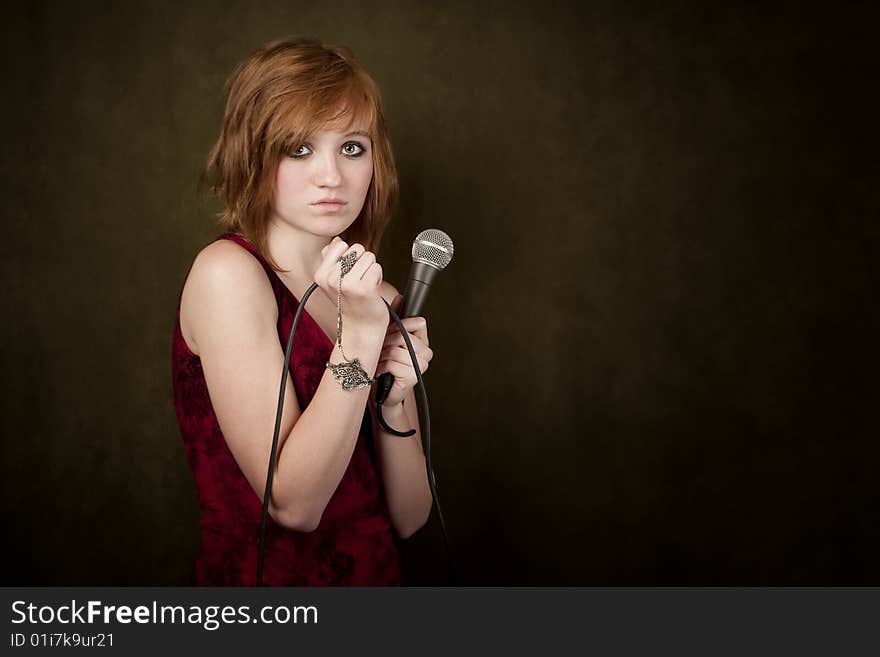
171;233;402;586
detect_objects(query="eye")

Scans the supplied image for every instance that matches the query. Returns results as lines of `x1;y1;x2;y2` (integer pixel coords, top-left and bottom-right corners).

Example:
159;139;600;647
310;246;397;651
289;144;312;158
341;141;367;157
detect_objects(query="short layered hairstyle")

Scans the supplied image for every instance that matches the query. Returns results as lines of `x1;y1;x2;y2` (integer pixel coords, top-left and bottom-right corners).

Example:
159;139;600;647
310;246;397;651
200;37;398;271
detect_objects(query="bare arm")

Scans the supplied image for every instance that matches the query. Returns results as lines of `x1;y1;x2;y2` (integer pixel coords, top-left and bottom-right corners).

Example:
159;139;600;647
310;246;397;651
182;240;386;531
271;331;385;530
369;390;433;539
367;281;433;539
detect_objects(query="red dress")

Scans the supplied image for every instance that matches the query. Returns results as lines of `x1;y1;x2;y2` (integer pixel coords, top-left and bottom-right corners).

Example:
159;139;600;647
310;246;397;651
171;233;402;586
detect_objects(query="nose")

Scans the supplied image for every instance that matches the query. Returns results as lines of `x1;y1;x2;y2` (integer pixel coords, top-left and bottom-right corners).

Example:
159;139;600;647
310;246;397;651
312;151;341;187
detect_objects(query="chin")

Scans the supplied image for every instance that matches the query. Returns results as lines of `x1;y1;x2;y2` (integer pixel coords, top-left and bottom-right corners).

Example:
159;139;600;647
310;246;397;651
308;222;350;240
327;215;358;234
297;209;360;237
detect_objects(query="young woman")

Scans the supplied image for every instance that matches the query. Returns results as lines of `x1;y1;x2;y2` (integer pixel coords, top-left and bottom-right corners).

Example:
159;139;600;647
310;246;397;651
171;37;434;585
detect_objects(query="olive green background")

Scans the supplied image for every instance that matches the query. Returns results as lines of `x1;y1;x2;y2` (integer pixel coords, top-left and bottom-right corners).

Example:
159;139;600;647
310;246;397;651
2;1;876;585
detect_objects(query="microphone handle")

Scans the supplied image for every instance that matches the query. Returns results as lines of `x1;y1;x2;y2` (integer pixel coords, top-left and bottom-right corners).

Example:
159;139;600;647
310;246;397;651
376;262;440;404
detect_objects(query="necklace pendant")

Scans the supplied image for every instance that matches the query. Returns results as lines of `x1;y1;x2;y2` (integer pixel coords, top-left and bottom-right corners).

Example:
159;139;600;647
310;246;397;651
326;358;373;390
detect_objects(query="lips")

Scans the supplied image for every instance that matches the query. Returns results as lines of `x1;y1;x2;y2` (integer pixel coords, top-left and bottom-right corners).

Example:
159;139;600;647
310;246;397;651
310;198;347;213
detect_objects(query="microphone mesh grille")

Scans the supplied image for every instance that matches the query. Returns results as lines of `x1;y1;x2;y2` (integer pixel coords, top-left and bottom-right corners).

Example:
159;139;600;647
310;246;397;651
411;229;454;269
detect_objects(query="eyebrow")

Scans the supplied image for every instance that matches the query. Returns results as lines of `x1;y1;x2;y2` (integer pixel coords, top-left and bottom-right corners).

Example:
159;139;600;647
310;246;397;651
345;130;371;139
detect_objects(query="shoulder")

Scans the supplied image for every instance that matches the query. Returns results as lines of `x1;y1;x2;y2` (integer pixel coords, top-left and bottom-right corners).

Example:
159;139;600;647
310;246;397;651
189;238;267;284
180;239;277;353
184;239;276;305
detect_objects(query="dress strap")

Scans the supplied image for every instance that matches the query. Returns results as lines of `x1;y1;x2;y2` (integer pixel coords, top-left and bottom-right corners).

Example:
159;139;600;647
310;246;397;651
214;233;332;349
217;232;265;264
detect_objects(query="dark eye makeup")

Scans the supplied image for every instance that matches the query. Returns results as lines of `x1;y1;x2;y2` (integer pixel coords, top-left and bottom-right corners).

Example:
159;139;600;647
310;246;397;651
288;141;368;159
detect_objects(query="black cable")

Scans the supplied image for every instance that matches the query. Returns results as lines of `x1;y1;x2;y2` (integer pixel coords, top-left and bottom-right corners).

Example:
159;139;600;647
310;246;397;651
376;399;415;436
379;296;455;585
257;283;454;585
256;282;317;586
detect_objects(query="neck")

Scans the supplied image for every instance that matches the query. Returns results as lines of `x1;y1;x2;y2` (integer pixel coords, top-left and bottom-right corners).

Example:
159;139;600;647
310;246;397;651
265;217;334;283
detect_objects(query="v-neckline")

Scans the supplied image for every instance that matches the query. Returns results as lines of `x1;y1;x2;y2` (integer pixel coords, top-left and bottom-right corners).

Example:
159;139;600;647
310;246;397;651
220;233;334;349
283;284;334;350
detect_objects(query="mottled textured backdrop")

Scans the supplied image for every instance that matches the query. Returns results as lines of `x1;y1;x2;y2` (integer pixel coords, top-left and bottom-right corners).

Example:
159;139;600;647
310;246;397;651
2;1;876;584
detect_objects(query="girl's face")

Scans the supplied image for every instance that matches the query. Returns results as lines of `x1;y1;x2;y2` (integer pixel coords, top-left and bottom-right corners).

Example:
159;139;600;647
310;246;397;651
271;122;374;239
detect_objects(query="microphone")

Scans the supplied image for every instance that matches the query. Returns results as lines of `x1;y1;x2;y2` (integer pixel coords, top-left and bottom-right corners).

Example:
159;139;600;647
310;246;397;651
376;228;454;405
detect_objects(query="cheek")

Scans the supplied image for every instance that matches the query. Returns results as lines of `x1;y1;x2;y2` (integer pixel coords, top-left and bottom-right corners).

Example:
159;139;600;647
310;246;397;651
276;160;298;185
352;159;374;194
274;161;307;197
273;161;303;212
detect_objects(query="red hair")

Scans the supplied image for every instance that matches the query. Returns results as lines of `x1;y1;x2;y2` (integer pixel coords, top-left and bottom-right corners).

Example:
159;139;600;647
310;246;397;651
200;37;398;271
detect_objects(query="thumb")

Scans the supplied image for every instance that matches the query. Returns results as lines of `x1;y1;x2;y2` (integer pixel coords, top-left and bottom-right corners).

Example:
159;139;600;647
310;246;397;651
391;293;403;313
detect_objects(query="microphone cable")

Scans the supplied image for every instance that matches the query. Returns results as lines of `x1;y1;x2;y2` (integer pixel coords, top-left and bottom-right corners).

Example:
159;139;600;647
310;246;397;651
256;281;454;585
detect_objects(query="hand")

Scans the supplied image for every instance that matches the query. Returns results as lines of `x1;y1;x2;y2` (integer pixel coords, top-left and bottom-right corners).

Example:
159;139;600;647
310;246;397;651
374;295;434;407
314;236;388;336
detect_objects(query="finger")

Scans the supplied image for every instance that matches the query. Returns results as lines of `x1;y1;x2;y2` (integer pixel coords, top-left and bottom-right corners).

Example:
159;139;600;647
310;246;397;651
380;342;427;363
326;243;365;287
385;326;429;351
365;262;383;288
393;327;428;348
320;235;342;258
386;316;428;340
374;358;419;382
409;321;428;345
341;246;373;283
388;317;425;331
317;239;353;281
382;333;432;359
330;239;353;263
353;261;382;292
378;347;429;373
